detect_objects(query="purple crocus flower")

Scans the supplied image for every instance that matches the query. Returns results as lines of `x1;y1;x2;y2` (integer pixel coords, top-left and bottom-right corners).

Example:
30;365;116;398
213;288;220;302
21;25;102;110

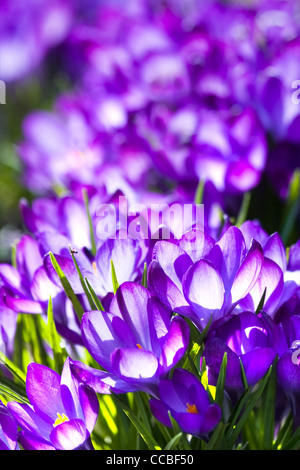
149;368;221;436
0;0;74;83
0;400;18;450
7;358;99;450
148;225;267;330
203;311;278;390
0;234;60;315
43;228;146;299
0;233;82;346
72;282;189;396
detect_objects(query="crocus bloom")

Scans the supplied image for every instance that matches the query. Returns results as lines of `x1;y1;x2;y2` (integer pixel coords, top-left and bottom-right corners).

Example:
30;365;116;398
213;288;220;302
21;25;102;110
74;282;189;396
7;358;99;450
149;368;221;436
0;233;82;346
148;225;267;330
0;0;73;82
203;311;277;390
0;400;18;450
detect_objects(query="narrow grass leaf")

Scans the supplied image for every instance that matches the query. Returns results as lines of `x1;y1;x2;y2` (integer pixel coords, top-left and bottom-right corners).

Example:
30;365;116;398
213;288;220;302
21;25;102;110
49;251;84;320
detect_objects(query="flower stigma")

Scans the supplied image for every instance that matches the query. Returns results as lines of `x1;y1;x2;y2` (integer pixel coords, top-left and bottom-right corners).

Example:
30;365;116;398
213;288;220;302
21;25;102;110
53;412;69;427
186;403;198;414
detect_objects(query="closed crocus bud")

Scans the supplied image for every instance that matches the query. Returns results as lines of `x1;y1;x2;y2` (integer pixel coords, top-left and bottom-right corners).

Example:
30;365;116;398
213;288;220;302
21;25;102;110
203;311;277;391
149;368;221;437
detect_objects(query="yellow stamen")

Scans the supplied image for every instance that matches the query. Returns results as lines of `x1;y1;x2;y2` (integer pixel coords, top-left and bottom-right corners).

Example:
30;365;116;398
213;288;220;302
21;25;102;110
136;343;143;349
53;412;69;427
186;403;198;414
92;261;97;275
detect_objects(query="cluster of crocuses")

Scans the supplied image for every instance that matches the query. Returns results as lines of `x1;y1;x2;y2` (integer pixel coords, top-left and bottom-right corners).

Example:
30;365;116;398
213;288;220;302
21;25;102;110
1;0;300;451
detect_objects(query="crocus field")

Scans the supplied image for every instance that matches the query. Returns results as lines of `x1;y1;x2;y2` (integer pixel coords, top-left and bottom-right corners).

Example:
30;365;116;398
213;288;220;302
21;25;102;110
1;0;300;453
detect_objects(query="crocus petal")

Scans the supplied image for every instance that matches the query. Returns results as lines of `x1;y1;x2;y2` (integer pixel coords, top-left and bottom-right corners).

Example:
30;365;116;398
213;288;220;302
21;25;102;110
16;235;43;281
277;350;300;393
111;348;159;383
30;266;61;302
18;431;55;451
159;316;190;371
182;259;225;329
264;232;287;272
287;240;300;271
198;404;222;435
204;338;243;389
0;404;18;450
240;347;276;386
230;239;263;304
3;294;43;314
152;240;193;290
0;265;23;295
239;221;268;249
50;418;87;450
247;257;284;315
78;384;99;434
149;398;172;428
81;310;136;371
70;360;140;394
110;282;170;351
60;357;84;422
26;363;64;422
7;402;53;438
178;229;215;263
95;237;142;296
172;411;206;436
148;260;190;313
207;226;246;295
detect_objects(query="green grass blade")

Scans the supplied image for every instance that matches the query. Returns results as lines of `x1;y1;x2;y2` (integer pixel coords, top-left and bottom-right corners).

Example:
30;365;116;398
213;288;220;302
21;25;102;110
47;296;66;374
69;245;97;310
164;432;183;450
84;277;105;311
111;259;119;294
0;351;26;384
49;251;84;321
215;352;227;409
112;393;161;450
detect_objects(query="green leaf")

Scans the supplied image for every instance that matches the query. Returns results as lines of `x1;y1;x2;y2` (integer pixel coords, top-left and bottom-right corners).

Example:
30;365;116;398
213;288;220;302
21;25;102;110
69;245;97;310
273;412;293;450
194;179;205;205
82;187;97;256
262;357;277;449
111;259;119;294
215;352;227;408
84;277;105;311
142;262;148;288
0;351;26;384
239;358;249;391
164;432;183;450
111;393;161;450
282;423;300;450
236;192;251;227
255;287;267;315
49;251;84;321
280;168;300;245
224;366;272;449
47;296;66;374
205;422;229;450
0;382;29;404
